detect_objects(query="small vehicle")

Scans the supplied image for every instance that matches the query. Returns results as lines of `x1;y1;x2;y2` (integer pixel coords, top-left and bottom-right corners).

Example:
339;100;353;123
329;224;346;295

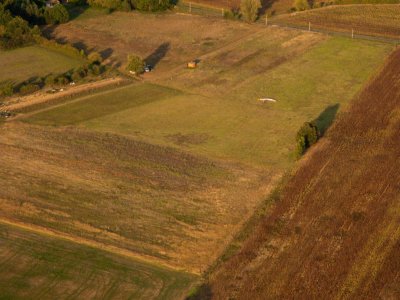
144;65;153;73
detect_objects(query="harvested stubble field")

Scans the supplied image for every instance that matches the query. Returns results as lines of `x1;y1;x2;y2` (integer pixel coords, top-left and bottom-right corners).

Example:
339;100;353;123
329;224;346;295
276;4;400;39
0;46;85;84
0;11;395;299
0;223;196;299
207;47;400;299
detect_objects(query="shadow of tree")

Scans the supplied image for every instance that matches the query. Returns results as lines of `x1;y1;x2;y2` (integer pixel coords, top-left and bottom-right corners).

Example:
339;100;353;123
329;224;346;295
144;42;170;68
185;283;212;300
314;103;340;136
65;4;90;22
257;0;279;16
100;48;113;60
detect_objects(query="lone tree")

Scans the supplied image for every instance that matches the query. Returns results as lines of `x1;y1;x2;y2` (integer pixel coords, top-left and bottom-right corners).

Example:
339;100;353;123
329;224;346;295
295;121;320;157
240;0;261;22
126;54;145;74
294;0;310;11
88;51;103;64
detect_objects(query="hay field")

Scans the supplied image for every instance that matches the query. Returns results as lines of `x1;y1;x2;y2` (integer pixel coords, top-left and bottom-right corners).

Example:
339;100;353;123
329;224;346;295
0;223;196;299
0;46;85;84
276;5;400;39
207;47;400;300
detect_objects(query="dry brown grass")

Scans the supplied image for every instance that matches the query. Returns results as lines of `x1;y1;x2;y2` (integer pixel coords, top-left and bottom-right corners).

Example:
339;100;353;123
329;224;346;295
45;12;255;72
276;5;400;39
206;47;400;299
0;121;275;273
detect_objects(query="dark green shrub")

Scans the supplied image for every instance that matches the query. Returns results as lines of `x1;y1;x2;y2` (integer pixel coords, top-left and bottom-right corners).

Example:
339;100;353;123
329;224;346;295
19;83;40;95
120;0;132;11
0;81;14;97
224;7;241;20
56;75;70;85
131;0;175;11
71;69;85;82
295;121;320;157
88;51;103;64
88;63;103;76
45;74;56;86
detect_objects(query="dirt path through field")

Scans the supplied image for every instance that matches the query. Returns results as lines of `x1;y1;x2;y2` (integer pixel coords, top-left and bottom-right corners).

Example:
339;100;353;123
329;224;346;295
1;77;128;113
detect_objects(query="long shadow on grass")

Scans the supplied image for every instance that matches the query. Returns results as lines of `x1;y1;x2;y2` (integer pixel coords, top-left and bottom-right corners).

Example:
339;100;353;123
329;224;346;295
314;103;340;136
185;283;212;300
65;4;90;21
145;42;170;68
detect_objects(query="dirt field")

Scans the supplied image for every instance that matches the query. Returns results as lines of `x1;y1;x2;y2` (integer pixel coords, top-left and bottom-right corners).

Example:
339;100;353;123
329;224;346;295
276;5;400;39
206;47;400;299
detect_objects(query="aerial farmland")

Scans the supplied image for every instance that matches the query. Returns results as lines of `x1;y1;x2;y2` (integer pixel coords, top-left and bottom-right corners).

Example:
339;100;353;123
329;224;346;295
0;0;398;299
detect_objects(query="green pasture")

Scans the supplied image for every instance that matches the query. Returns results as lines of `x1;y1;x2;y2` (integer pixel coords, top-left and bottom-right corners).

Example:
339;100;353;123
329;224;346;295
25;37;392;169
0;223;196;300
0;46;84;84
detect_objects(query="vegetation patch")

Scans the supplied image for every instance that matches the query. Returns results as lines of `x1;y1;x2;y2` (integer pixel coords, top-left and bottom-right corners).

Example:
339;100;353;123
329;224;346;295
0;222;197;300
275;5;400;39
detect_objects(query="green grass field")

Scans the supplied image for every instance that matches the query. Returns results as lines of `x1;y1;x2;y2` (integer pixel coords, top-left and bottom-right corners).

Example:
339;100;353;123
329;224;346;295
25;36;393;169
0;46;84;84
0;223;196;300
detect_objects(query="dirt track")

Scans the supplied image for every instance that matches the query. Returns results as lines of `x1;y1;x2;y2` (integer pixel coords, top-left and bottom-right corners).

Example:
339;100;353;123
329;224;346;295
1;77;127;113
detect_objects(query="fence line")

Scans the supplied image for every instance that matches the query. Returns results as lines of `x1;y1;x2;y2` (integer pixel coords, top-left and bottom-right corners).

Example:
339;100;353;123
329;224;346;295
174;2;400;44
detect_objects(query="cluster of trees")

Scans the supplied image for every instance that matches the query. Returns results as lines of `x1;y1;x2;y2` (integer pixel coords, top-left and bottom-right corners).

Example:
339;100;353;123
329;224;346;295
292;0;335;11
0;5;40;49
87;0;176;11
0;0;69;49
0;52;106;99
4;0;69;25
224;0;262;23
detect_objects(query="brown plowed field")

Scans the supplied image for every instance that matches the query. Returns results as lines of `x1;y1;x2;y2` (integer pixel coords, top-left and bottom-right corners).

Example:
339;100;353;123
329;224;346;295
206;47;400;299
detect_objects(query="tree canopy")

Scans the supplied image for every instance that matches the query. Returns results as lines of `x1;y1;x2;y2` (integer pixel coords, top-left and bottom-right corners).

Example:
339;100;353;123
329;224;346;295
240;0;261;22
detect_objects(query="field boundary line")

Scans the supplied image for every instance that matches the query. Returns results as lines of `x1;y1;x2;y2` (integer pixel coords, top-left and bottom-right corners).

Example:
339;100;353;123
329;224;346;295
268;22;400;44
9;81;138;121
0;217;198;275
173;1;399;44
3;77;132;115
